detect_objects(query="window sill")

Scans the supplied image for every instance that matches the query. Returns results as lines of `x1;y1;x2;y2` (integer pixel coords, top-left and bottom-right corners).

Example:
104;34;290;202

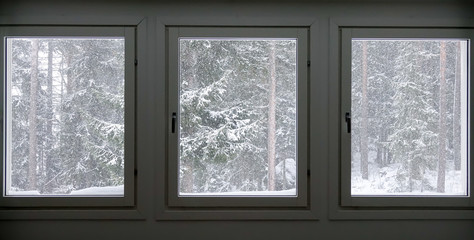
0;208;145;220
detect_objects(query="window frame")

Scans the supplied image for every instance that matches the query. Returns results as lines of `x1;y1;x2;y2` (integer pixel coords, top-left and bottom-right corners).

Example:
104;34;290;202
340;27;474;208
166;27;309;208
0;26;136;208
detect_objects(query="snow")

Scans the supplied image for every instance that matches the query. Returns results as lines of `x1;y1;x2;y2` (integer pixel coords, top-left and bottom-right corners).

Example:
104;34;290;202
178;39;297;193
350;40;469;196
180;188;296;196
351;151;467;196
7;38;126;195
69;185;124;195
275;158;297;184
7;190;41;196
7;185;124;196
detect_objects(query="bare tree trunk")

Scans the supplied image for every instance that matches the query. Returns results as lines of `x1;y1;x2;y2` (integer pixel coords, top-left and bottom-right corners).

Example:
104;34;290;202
453;42;461;171
437;41;447;193
43;41;54;193
267;41;277;191
360;41;369;180
28;39;39;190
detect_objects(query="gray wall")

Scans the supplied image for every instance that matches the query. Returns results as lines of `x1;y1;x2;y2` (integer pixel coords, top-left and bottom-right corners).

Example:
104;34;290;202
1;1;473;239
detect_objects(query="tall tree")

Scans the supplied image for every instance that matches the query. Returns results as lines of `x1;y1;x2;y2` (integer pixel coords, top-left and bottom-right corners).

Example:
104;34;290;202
43;41;55;193
437;41;447;193
389;41;438;192
177;39;296;193
453;42;462;171
267;41;277;191
27;39;39;190
360;41;369;180
9;38;126;194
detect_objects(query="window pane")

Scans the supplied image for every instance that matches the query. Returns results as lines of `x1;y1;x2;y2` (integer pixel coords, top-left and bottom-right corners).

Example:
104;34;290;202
351;39;469;196
179;39;297;196
5;38;125;196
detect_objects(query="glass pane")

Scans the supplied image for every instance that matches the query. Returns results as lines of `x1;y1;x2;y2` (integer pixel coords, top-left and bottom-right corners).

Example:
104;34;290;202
179;39;297;196
351;39;469;196
5;37;125;196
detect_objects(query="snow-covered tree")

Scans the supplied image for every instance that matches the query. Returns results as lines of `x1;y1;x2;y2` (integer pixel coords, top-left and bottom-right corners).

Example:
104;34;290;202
178;39;297;194
9;38;125;194
351;40;466;195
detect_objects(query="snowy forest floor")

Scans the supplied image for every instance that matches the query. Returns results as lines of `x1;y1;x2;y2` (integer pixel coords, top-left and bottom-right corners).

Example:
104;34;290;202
351;151;466;195
8;185;124;196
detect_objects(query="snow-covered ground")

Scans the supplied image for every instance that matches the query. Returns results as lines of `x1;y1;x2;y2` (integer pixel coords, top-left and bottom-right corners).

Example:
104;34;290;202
69;185;123;195
7;190;41;196
7;185;124;196
180;188;296;196
351;151;466;196
275;158;297;184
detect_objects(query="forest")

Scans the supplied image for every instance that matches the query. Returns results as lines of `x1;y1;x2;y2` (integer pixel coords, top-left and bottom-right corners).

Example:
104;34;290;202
7;37;467;197
6;38;125;195
351;40;468;195
178;39;297;195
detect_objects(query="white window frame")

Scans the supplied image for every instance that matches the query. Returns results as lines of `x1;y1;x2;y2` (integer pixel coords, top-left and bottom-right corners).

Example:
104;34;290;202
340;27;474;208
167;27;309;208
0;26;136;208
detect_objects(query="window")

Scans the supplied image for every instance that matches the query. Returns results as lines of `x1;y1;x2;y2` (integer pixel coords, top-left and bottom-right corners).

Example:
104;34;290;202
0;27;135;207
167;27;308;207
340;28;474;207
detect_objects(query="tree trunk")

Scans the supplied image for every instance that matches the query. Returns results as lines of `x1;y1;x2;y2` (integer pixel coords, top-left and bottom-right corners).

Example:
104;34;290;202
43;41;54;193
267;41;277;191
28;39;39;190
437;41;447;193
376;128;383;166
453;42;462;171
360;41;369;180
382;129;388;166
382;129;387;166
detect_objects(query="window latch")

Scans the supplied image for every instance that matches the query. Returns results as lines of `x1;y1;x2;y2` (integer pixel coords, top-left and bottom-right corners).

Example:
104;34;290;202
345;112;351;133
172;112;177;133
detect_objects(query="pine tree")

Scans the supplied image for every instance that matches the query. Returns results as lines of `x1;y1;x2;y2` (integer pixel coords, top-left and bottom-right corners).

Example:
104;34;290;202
267;41;277;190
437;41;447;193
360;41;369;180
453;42;462;171
178;39;297;193
27;39;39;190
10;39;33;191
388;41;439;192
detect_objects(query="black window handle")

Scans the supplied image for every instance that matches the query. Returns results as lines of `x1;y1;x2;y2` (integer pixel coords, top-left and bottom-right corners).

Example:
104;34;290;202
345;112;351;133
172;112;177;133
